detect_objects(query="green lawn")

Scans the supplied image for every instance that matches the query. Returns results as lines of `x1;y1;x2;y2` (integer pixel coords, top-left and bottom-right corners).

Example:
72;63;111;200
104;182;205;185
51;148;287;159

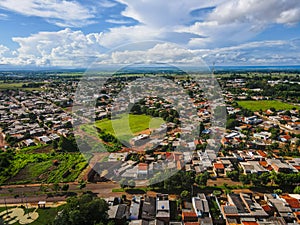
85;114;165;142
237;100;299;112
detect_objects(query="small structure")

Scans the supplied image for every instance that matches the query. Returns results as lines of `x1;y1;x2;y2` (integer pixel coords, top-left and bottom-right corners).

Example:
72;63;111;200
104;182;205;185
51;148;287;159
38;201;46;209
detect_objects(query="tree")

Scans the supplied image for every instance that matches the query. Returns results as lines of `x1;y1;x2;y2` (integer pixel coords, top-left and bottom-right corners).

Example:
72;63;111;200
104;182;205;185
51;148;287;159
78;180;86;190
226;171;239;181
119;178;127;189
273;189;282;195
128;180;136;189
52;183;60;193
195;172;210;186
259;173;270;186
180;190;190;199
58;135;78;152
293;186;300;194
62;184;70;192
239;174;250;185
53;193;109;225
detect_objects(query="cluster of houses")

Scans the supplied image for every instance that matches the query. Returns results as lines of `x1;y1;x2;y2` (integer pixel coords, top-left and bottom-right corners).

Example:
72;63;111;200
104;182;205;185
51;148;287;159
0;89;73;148
105;191;300;225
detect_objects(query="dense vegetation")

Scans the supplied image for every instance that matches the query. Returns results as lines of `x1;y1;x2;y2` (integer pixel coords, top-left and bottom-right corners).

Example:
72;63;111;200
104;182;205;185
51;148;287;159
52;193;111;225
0;149;86;184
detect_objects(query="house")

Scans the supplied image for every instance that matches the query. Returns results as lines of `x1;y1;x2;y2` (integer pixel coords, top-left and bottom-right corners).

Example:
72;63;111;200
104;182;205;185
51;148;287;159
213;162;225;177
137;163;148;178
181;211;198;223
24;139;35;146
192;195;209;217
253;132;271;141
239;161;268;175
38;136;52;144
267;196;295;222
130;196;142;220
281;195;300;212
141;196;156;221
156;194;170;223
266;159;293;173
108;204;129;225
131;134;150;146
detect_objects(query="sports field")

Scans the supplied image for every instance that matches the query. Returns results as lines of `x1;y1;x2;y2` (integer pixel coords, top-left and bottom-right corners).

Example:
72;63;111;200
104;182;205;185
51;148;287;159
237;100;299;111
94;114;165;142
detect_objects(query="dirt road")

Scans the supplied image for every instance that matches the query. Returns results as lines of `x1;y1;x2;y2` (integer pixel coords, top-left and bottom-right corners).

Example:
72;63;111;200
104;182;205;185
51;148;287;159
0;182;121;204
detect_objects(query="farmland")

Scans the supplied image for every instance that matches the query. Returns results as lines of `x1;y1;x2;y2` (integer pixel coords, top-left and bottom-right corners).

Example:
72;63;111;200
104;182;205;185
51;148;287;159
237;100;299;112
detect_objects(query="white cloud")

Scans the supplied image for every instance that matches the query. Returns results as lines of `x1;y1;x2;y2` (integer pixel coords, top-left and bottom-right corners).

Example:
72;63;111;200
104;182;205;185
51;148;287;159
1;30;300;67
2;28;105;67
1;1;300;67
0;0;96;27
0;13;8;20
208;0;300;26
199;40;300;65
105;19;133;25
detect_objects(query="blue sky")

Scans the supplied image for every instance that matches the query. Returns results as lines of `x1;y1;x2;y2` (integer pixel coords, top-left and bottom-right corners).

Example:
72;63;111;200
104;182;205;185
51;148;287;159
0;0;300;67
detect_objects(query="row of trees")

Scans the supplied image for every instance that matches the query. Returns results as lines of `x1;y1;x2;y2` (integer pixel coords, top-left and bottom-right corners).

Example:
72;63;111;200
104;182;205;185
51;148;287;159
130;100;180;124
149;170;210;191
227;170;300;188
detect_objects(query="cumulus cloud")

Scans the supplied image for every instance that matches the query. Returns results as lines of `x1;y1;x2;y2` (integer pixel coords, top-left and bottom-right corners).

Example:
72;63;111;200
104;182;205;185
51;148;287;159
1;29;300;67
1;1;300;67
0;0;96;27
2;28;106;67
200;40;300;65
208;0;300;26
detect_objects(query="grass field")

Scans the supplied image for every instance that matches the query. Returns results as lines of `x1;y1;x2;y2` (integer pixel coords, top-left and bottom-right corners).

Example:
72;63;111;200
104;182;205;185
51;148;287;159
237;100;299;111
0;82;43;91
84;114;165;142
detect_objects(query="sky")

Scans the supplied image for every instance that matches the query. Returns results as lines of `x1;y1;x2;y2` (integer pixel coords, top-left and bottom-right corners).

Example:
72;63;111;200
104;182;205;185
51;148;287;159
0;0;300;68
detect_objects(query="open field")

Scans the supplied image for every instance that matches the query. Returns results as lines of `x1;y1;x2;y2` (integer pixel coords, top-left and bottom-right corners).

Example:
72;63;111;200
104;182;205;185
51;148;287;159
237;100;299;111
82;114;165;142
0;82;43;91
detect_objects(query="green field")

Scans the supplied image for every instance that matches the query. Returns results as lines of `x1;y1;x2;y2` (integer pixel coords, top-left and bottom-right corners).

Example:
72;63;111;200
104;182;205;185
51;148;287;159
0;82;43;91
237;100;299;111
2;153;87;185
83;114;165;142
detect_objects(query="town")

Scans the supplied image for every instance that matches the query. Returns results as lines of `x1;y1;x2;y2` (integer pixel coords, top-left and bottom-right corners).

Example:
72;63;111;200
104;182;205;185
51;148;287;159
0;70;300;225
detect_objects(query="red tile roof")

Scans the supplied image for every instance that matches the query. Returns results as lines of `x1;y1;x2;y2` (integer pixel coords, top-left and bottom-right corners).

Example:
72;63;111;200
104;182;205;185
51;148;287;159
282;196;300;209
213;163;225;169
138;163;148;171
293;165;300;171
242;222;259;225
182;211;197;220
257;150;267;157
184;222;200;225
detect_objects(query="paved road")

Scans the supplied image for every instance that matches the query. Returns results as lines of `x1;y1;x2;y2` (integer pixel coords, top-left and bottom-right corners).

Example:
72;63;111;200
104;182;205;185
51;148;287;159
0;182;121;204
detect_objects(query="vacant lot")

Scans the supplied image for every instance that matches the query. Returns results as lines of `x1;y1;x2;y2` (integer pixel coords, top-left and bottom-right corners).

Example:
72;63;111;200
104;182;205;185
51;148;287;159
3;153;87;185
84;114;165;142
237;100;299;111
